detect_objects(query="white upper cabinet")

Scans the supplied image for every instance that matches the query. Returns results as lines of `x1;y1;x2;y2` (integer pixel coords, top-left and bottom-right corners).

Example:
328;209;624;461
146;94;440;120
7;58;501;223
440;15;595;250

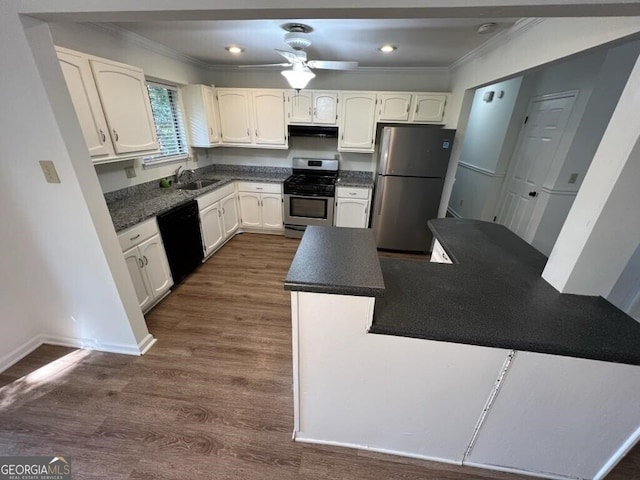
182;84;220;147
216;88;287;148
252;90;286;145
56;47;115;159
377;93;412;122
90;58;159;154
410;94;447;123
338;92;377;152
288;90;338;125
217;89;253;144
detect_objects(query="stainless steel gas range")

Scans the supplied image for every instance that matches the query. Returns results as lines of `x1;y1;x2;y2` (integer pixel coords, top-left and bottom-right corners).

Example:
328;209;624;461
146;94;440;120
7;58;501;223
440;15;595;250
283;158;339;238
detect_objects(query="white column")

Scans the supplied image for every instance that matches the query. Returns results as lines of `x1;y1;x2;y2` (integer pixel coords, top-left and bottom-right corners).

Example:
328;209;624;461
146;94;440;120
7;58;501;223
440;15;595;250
542;52;640;295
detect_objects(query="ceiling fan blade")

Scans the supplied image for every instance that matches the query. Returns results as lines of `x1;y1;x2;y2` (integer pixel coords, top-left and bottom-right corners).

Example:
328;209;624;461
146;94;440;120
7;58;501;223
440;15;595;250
238;63;292;68
275;49;305;63
307;60;358;71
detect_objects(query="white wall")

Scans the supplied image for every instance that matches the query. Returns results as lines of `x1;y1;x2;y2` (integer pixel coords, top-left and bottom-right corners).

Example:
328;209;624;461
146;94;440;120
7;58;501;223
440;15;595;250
448;77;523;220
0;6;153;371
208;67;450;92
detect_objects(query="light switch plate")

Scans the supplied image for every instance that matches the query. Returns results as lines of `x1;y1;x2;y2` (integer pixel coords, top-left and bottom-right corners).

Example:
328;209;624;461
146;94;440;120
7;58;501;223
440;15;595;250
39;160;61;184
568;173;579;184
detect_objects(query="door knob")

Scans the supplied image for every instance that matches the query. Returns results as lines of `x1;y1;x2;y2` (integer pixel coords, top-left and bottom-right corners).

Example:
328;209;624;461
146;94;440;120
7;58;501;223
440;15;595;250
528;191;538;197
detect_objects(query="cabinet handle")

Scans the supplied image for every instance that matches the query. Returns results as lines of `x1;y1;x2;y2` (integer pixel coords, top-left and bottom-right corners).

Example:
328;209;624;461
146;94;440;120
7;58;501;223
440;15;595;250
100;129;106;142
256;187;263;190
349;192;357;196
138;258;144;268
406;104;410;113
415;105;419;114
308;107;312;116
209;127;213;135
143;255;149;265
130;234;140;241
218;209;221;217
255;129;258;137
222;208;225;214
314;107;317;117
247;129;250;136
113;129;119;141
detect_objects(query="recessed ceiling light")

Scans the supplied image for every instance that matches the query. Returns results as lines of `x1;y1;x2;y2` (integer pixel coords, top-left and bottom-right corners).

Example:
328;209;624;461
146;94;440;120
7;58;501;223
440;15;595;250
225;46;244;54
379;45;397;53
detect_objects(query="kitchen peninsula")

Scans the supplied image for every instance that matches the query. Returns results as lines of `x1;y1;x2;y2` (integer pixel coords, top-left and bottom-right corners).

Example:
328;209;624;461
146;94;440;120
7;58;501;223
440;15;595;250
284;222;640;480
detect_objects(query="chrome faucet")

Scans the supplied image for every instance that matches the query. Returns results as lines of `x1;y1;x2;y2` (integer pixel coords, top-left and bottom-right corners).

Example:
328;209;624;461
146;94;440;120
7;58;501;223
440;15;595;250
173;165;183;184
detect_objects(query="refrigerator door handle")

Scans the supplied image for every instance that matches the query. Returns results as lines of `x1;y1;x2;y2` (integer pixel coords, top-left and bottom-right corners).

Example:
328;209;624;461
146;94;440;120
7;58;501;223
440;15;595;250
374;179;386;217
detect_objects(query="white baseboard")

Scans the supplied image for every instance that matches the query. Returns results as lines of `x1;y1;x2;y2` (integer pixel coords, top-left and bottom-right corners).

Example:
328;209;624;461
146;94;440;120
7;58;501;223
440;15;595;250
462;461;575;480
447;207;462;218
0;335;45;373
138;334;157;355
293;435;462;467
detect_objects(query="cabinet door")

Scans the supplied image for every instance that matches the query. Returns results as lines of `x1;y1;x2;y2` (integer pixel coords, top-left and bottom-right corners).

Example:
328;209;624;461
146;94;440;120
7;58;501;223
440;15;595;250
123;246;153;311
378;93;412;122
90;59;159;154
138;234;173;298
339;93;377;151
217;90;252;144
238;192;262;227
313;91;338;125
288;91;313;124
200;202;225;256
335;198;369;228
56;48;115;158
253;90;286;145
221;193;240;237
261;193;284;229
410;94;447;123
203;86;221;144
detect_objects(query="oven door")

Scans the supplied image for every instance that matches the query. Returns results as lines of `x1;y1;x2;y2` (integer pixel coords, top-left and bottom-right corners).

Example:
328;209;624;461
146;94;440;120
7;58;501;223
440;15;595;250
284;194;335;228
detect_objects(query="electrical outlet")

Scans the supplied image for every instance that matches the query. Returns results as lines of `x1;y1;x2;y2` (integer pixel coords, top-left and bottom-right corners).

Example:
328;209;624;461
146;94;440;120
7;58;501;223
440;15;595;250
39;160;61;183
124;166;136;178
568;173;579;184
459;199;464;206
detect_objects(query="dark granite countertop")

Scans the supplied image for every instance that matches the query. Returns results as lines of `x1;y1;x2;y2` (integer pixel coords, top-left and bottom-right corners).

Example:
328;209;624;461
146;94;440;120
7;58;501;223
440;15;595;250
336;170;375;188
284;226;385;297
105;165;291;232
371;218;640;366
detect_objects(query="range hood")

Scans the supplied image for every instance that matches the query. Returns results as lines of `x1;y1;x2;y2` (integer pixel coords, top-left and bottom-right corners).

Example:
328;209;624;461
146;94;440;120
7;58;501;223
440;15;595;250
288;125;338;138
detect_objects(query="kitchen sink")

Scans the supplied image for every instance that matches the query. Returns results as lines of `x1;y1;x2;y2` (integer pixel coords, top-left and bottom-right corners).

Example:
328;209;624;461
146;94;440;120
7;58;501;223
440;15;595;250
176;179;219;190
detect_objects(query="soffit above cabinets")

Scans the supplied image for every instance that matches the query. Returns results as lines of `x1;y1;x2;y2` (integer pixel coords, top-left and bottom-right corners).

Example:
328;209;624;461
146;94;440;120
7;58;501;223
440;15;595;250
109;18;519;70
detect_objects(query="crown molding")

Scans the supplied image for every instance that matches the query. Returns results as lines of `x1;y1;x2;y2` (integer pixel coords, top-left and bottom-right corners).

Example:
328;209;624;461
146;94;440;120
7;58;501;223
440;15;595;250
449;18;546;71
88;22;211;69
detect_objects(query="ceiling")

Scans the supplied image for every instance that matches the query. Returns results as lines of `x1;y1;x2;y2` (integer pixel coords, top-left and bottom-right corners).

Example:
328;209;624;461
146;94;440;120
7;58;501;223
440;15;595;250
112;18;520;69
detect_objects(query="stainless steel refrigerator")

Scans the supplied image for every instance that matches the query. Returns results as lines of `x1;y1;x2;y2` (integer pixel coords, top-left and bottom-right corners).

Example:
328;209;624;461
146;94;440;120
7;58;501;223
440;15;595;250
372;126;455;252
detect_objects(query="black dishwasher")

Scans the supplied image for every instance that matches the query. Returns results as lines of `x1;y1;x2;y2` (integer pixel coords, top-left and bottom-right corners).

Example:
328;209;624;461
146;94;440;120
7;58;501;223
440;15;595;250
157;200;203;285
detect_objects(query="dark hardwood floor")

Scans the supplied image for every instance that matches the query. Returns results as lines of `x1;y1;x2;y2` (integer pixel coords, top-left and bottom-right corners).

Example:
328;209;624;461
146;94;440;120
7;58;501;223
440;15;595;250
0;233;637;479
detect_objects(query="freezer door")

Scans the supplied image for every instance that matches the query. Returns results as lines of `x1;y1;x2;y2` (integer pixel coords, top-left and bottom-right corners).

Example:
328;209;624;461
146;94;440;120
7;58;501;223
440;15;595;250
378;126;454;178
372;175;444;252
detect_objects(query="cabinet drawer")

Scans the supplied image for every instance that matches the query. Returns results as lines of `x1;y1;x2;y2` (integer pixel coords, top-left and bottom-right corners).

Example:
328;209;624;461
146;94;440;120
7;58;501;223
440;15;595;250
337;187;370;200
236;181;282;194
118;218;159;252
197;182;236;210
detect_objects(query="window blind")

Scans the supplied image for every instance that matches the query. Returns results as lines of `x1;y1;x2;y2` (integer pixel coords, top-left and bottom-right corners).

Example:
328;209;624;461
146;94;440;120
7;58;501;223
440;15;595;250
145;82;188;164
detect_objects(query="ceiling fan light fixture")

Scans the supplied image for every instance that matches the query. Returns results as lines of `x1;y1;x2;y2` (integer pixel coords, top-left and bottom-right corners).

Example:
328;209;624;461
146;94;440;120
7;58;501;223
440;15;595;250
225;45;244;54
379;45;397;53
281;66;315;90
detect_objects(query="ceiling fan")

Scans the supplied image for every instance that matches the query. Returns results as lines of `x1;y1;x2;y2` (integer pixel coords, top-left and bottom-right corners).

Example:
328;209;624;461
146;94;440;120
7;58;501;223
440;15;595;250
239;23;358;90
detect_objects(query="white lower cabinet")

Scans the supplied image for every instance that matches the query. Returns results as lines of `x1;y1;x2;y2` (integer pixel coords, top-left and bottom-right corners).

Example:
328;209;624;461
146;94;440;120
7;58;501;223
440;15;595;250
335;187;371;228
118;219;173;313
237;182;283;230
197;183;239;257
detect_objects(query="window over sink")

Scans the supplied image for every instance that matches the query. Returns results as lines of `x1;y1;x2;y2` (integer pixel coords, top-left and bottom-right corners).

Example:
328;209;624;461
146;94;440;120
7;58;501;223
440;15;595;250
144;82;188;165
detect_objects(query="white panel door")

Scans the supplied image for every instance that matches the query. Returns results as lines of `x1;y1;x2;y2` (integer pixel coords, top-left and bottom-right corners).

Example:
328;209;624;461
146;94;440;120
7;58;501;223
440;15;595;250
200;202;225;256
378;93;412;122
313;91;338;125
123;246;152;311
217;90;252;144
56;48;115;158
238;192;262;227
496;92;577;240
339;92;377;151
253;90;286;145
221;193;239;237
90;59;159;154
335;198;369;228
410;94;447;123
138;234;173;297
203;86;220;144
261;194;283;229
288;91;313;123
